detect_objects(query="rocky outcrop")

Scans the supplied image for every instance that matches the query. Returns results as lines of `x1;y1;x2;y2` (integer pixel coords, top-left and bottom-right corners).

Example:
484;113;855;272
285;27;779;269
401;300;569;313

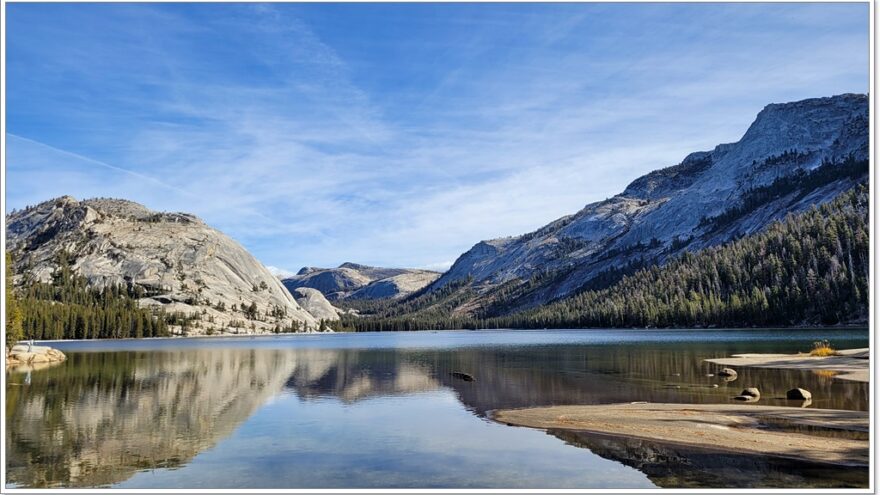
347;271;442;300
6;343;66;370
429;94;868;314
787;388;812;400
740;387;761;398
282;262;440;300
6;197;318;335
292;287;341;321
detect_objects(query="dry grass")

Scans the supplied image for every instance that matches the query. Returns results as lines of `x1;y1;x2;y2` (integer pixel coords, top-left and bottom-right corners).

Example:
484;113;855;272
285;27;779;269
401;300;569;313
810;339;837;357
813;369;839;378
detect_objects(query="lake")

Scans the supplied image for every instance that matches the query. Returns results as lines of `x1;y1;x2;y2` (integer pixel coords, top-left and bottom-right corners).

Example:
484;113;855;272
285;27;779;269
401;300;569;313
5;328;870;489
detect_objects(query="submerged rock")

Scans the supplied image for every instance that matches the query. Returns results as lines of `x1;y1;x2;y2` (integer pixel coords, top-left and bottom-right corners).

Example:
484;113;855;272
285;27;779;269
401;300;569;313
786;388;812;400
733;395;759;402
450;371;475;382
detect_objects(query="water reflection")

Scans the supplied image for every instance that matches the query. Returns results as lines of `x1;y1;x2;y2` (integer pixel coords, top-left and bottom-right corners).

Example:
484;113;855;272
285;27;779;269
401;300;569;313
5;331;870;488
551;430;868;488
6;349;298;487
285;344;869;414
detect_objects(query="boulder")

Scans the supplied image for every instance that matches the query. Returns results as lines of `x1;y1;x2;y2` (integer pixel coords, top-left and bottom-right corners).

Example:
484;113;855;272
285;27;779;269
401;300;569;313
740;387;760;398
6;343;66;367
717;368;738;377
786;388;812;400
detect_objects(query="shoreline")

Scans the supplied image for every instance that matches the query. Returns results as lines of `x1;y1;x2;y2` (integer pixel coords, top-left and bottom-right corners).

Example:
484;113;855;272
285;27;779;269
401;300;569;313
491;403;869;467
705;348;870;382
24;326;870;344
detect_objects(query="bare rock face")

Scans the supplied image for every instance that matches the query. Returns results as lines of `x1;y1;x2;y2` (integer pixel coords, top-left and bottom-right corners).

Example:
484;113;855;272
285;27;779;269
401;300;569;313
6;344;66;371
348;271;441;300
292;288;341;321
283;263;440;301
6;197;318;335
431;93;869;310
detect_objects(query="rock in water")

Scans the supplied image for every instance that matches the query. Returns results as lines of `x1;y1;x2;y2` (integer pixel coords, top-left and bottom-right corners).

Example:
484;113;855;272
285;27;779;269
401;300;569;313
740;388;761;398
7;344;66;366
6;197;319;335
786;388;812;400
733;395;759;402
717;368;738;377
450;371;475;382
292;288;341;321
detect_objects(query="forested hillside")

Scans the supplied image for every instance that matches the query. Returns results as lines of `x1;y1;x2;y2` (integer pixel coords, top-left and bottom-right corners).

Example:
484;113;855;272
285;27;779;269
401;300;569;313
344;183;868;331
14;252;170;340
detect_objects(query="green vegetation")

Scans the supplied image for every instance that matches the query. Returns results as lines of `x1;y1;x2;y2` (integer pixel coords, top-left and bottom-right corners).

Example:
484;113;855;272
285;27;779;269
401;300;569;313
5;252;24;347
497;183;868;328
810;339;836;357
15;252;170;340
699;155;867;232
337;278;477;331
344;183;868;331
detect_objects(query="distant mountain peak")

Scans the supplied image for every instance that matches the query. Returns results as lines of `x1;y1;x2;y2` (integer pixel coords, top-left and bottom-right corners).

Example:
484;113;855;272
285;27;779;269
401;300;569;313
283;262;440;301
6;196;320;334
338;262;372;270
428;93;869;312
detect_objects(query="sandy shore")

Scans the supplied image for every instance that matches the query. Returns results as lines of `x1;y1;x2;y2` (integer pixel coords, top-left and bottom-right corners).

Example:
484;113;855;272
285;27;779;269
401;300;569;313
491;403;868;466
705;348;869;382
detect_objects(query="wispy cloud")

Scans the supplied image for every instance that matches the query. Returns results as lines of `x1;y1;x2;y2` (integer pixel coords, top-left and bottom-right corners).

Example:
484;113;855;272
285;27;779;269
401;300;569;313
6;3;868;273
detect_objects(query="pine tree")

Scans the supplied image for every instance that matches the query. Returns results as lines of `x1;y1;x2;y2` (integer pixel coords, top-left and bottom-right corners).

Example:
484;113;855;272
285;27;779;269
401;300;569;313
5;252;24;348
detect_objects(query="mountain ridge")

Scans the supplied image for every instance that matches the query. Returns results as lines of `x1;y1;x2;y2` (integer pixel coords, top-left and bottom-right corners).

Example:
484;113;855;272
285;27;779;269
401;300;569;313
282;263;440;301
424;93;868;316
6;196;323;334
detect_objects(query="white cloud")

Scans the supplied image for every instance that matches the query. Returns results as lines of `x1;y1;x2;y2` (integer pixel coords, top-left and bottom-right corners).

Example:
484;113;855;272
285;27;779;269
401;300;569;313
266;266;297;279
6;3;868;272
420;261;454;273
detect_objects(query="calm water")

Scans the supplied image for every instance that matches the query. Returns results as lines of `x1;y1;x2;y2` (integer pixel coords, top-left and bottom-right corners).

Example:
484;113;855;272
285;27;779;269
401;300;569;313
5;329;870;489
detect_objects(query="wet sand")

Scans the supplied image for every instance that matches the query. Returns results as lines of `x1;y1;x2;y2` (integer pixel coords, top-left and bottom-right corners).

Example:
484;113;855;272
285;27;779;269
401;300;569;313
705;348;869;382
491;403;868;466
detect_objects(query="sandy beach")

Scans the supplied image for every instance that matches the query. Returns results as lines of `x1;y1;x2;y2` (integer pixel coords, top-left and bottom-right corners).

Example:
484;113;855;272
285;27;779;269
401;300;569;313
705;348;869;382
491;402;869;466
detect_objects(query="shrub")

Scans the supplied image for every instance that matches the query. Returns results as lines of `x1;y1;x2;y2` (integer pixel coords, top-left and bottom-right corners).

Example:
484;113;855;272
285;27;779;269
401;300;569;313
810;339;836;357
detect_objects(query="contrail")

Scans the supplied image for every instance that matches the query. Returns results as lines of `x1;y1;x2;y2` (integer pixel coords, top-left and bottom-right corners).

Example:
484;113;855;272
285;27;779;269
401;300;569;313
7;133;197;198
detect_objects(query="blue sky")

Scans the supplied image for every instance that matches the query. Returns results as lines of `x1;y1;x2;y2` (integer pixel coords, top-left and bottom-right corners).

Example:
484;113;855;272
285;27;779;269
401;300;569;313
6;3;868;275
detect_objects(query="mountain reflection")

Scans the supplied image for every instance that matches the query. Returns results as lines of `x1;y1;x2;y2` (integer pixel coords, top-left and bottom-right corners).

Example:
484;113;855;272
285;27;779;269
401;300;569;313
5;339;869;488
283;345;868;414
284;349;440;402
6;349;298;488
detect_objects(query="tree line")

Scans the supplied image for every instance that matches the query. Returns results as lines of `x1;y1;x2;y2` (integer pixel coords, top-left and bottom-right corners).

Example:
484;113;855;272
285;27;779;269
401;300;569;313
8;252;170;342
342;182;868;331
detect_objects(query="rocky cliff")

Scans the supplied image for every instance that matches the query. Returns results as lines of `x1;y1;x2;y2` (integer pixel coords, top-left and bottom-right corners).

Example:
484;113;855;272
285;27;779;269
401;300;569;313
292;287;341;321
430;93;869;313
6;197;319;334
